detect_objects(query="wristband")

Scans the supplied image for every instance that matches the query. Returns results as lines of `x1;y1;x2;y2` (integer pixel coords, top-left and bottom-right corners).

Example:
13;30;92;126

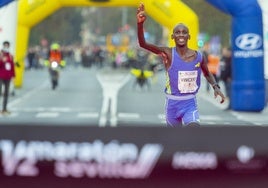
212;83;220;89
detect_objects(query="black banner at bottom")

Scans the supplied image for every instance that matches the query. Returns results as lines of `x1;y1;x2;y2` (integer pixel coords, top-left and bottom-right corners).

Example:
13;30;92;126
0;125;268;188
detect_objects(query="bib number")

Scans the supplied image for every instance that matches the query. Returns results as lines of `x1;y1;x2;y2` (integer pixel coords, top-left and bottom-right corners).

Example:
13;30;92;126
178;71;198;93
5;62;11;71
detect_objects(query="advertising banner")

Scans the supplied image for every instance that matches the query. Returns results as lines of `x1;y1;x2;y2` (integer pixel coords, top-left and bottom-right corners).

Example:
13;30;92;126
0;125;268;188
206;0;265;111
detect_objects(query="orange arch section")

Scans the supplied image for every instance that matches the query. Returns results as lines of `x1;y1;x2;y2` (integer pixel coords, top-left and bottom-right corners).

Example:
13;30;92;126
16;0;198;87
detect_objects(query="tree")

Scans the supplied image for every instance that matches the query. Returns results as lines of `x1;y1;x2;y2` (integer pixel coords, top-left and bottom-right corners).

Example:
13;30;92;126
29;2;231;47
182;0;231;46
29;8;83;46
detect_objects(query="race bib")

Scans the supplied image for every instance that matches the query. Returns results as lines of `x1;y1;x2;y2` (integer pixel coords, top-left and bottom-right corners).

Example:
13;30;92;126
5;62;11;71
178;71;198;93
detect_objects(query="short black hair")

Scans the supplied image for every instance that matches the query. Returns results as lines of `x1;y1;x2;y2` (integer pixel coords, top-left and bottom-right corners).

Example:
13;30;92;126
173;23;189;33
3;41;10;46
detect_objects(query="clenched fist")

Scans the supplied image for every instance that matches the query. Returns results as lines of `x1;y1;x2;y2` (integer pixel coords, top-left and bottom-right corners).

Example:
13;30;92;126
137;3;146;24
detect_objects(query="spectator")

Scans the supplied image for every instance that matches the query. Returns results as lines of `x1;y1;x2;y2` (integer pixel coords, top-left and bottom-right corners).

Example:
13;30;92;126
0;41;16;114
220;46;232;110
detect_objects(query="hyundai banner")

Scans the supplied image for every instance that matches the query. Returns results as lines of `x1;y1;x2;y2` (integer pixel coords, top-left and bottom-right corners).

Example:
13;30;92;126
206;0;265;111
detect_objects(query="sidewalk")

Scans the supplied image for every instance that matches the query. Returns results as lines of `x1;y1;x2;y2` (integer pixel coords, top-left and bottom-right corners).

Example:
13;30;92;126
10;69;48;98
199;77;268;126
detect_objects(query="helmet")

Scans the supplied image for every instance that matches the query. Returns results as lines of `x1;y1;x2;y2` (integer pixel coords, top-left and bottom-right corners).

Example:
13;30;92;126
50;43;60;50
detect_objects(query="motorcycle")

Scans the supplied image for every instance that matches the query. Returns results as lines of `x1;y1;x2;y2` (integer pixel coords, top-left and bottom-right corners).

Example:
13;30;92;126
48;60;61;90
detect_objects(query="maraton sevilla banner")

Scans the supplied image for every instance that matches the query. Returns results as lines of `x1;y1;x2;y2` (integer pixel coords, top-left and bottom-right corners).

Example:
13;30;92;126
0;125;268;188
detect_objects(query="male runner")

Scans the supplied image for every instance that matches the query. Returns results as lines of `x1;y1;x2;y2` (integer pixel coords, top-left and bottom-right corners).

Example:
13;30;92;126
136;3;225;127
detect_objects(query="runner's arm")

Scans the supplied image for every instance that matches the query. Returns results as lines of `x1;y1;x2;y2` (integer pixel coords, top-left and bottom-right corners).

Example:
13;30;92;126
137;3;171;67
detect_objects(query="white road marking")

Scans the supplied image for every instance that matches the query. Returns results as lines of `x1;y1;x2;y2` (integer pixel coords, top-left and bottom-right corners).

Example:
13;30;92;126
36;112;59;118
77;112;99;118
158;114;165;120
9;81;49;108
11;107;71;112
118;113;140;119
49;107;72;112
97;70;131;127
0;112;18;118
200;115;223;121
231;111;268;126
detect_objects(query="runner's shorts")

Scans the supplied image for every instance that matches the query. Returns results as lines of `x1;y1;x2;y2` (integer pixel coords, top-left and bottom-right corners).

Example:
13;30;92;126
165;94;200;127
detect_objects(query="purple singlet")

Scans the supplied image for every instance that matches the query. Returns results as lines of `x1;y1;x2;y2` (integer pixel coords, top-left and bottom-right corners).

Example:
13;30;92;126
165;48;203;127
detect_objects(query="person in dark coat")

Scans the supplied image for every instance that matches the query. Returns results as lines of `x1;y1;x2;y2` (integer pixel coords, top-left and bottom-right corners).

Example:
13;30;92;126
220;47;232;110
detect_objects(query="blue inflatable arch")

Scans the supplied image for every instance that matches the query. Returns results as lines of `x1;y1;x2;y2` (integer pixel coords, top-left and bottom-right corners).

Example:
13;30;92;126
0;0;13;7
206;0;264;111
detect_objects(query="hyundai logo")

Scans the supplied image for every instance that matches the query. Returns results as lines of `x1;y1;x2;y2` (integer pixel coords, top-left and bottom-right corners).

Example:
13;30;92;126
235;33;262;50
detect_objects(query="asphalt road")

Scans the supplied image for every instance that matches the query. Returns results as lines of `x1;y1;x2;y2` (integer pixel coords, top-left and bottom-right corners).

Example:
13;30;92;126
1;66;268;127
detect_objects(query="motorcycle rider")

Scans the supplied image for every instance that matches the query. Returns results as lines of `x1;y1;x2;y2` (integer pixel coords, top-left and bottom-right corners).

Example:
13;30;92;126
45;42;65;89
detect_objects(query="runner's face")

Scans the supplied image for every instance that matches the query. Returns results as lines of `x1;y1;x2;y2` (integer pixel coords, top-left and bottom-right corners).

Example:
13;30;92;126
172;25;189;47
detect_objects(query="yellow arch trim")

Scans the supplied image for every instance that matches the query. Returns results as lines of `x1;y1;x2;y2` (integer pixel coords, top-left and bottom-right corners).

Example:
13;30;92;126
16;0;198;87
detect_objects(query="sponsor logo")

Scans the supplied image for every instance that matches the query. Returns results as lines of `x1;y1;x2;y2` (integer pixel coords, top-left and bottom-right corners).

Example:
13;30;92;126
225;145;265;172
235;33;262;50
234;33;263;58
172;151;218;170
0;140;163;178
236;145;255;163
195;62;200;68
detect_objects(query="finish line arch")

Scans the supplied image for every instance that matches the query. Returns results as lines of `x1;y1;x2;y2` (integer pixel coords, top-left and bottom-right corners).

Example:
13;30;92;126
14;0;266;111
15;0;198;87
